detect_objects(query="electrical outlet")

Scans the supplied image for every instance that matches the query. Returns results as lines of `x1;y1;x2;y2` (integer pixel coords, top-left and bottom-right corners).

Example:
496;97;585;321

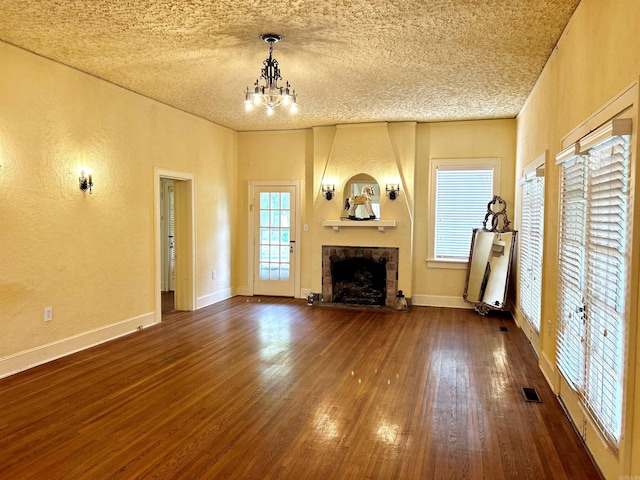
212;270;217;279
44;307;53;322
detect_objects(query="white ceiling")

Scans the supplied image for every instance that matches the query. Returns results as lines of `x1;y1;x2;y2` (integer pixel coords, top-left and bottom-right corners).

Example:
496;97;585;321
0;0;580;132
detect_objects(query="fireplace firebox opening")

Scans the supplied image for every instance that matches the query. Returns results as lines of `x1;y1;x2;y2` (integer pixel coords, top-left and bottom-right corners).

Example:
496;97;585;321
322;246;399;308
331;257;387;306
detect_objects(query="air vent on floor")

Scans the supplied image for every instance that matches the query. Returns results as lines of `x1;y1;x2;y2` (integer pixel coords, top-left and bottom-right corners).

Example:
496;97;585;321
499;325;509;332
522;387;542;403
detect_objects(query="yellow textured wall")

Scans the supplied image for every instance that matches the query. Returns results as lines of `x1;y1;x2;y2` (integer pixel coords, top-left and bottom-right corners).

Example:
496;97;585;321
413;119;517;303
515;0;640;477
235;129;310;295
0;41;236;362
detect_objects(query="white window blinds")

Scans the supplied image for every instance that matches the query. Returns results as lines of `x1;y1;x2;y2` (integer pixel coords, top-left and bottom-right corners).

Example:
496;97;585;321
583;130;630;443
555;118;631;446
519;168;545;333
557;148;587;391
434;167;494;260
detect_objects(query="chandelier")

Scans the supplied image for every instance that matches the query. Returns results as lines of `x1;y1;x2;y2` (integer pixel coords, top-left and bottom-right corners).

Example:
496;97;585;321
244;34;298;115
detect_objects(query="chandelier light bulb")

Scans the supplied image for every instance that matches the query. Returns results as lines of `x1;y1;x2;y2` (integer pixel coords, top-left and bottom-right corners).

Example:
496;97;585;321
244;34;298;115
244;88;253;111
282;81;291;105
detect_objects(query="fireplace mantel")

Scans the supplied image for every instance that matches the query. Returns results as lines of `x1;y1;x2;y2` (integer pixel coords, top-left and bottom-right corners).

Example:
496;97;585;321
322;219;396;232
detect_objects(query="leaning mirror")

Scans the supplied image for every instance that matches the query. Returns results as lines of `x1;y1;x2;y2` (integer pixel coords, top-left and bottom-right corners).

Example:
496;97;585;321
463;196;517;314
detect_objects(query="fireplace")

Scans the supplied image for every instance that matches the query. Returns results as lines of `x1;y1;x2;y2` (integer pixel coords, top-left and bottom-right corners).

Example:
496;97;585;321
322;246;399;307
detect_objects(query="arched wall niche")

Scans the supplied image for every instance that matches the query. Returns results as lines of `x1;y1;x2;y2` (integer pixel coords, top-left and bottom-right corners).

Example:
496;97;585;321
341;173;380;219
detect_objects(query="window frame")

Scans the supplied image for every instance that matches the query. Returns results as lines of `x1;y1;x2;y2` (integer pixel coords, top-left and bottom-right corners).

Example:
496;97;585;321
428;157;500;269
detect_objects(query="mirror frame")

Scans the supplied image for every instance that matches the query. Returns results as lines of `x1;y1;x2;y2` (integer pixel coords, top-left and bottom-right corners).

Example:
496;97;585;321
463;195;518;315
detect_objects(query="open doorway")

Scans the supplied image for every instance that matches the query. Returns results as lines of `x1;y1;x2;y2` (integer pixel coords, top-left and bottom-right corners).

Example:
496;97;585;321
160;179;176;312
154;168;195;322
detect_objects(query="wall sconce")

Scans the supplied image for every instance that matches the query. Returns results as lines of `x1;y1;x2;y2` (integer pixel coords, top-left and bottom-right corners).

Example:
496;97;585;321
322;184;335;201
79;169;93;194
386;184;400;200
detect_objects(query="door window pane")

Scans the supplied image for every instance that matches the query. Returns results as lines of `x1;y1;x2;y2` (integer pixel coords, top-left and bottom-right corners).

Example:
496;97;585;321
270;192;280;209
259;263;270;279
281;192;290;209
270;210;280;227
260;192;270;209
270;265;280;280
280;264;290;280
281;210;290;228
260;211;270;227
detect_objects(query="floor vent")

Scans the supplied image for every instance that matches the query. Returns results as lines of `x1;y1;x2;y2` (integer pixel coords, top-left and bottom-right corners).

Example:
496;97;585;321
499;326;509;332
522;387;542;403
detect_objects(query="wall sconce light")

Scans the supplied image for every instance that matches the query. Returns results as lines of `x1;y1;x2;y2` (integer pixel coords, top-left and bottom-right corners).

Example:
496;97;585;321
322;184;335;201
386;184;400;200
79;169;93;194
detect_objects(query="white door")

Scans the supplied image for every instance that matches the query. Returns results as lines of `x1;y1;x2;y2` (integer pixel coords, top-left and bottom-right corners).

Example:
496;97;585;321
253;185;296;296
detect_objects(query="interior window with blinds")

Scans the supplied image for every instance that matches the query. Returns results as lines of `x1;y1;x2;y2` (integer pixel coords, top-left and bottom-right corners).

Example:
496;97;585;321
433;165;495;260
518;164;545;333
555;117;632;447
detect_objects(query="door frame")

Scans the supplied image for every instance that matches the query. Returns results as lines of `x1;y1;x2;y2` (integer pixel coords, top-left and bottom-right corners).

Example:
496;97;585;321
248;180;302;297
154;168;196;321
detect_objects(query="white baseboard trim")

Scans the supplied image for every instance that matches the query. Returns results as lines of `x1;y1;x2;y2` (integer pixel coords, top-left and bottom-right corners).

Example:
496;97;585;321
412;294;472;309
196;288;233;309
0;312;157;379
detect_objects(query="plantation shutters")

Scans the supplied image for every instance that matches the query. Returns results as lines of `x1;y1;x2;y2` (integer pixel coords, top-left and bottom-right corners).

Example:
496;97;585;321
555;118;632;446
519;164;545;332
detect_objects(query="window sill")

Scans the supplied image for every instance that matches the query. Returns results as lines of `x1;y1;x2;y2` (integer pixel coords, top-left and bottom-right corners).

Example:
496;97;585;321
426;259;468;270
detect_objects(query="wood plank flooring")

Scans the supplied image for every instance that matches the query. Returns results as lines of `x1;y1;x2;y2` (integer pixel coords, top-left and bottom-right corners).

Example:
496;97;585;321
0;297;602;479
161;290;175;313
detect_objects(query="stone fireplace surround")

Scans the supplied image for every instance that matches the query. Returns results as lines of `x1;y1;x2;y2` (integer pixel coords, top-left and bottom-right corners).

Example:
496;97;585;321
322;246;399;307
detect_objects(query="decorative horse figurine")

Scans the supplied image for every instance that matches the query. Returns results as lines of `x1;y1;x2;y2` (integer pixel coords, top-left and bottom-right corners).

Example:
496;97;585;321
345;185;377;220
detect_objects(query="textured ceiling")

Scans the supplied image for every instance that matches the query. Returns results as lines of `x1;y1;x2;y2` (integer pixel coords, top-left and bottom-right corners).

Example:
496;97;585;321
0;0;580;132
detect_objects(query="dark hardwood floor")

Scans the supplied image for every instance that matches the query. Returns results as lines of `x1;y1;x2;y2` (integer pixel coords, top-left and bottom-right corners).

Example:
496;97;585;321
161;290;175;313
0;297;602;479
